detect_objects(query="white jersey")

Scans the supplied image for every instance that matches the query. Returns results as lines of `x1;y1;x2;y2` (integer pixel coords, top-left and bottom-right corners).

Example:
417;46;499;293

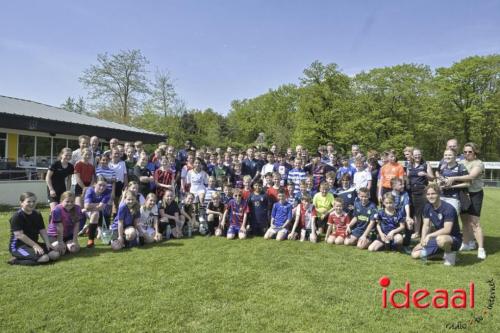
187;170;208;194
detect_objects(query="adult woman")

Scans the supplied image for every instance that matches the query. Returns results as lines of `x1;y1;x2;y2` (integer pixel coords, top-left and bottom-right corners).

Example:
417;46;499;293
437;149;469;214
445;142;486;260
406;148;434;238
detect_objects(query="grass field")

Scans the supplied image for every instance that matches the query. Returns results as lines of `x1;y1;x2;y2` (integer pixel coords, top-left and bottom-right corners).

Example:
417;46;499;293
1;189;499;333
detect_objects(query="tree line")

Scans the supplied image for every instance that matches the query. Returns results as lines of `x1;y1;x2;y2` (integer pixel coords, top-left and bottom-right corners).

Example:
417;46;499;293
65;50;500;160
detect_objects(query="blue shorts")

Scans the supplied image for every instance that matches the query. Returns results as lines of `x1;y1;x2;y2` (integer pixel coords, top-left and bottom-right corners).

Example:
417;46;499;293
351;227;366;239
424;236;462;256
227;225;241;235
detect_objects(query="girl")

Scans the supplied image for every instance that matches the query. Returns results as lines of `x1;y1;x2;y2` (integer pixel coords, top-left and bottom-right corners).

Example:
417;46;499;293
289;194;317;242
74;148;95;207
95;153;116;201
180;193;196;237
158;189;181;240
124;146;136;181
180;153;195;195
121;181;146;206
368;193;405;252
109;147;128;216
46;147;74;210
186;158;209;215
84;176;112;248
133;154;154;198
138;193;158;244
47;191;83;254
325;198;350;245
154;155;175;201
8;192;61;265
111;190;141;250
437;149;469;215
207;191;225;236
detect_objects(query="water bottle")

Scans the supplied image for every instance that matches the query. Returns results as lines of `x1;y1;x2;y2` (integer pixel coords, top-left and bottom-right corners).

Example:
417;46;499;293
165;225;171;240
420;248;428;265
187;225;192;238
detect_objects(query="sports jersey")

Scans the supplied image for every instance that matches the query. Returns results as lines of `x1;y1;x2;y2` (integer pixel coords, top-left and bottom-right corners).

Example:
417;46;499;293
74;161;95;186
312;192;334;217
353;169;372;191
111;203;140;230
379;162;405;189
335;187;357;215
108;160;127;183
407;162;429;190
271;201;293;228
47;204;83;238
288;168;307;195
96;166;116;191
274;162;292;186
154;168;175;199
242;158;264;178
298;203;317;229
84;187;112;205
327;211;350;235
139;205;158;229
9;209;45;251
248;192;270;227
423;201;462;239
266;187;280;203
392;191;410;218
204;188;218;207
159;200;180;218
336;165;356;182
352;200;377;233
226;199;249;227
305;163;333;191
48;160;74;194
440;163;468;199
374;209;404;235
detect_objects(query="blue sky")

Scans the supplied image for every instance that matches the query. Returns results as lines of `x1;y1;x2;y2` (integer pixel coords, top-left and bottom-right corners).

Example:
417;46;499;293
1;0;499;115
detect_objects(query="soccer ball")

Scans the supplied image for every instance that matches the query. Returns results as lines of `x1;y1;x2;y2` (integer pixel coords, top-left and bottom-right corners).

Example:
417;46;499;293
66;241;79;253
124;227;137;241
51;241;66;255
111;240;123;251
199;222;208;235
215;228;223;237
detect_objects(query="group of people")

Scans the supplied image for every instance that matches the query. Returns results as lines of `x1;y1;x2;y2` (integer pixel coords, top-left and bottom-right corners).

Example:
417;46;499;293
8;136;487;266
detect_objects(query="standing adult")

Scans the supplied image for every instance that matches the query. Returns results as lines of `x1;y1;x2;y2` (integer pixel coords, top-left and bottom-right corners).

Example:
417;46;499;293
445;142;486;260
242;147;264;182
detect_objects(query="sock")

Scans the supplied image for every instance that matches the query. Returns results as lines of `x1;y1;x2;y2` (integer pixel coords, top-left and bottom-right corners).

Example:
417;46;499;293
88;224;98;241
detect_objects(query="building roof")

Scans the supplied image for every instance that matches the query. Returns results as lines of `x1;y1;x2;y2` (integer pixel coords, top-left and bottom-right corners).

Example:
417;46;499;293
0;95;165;142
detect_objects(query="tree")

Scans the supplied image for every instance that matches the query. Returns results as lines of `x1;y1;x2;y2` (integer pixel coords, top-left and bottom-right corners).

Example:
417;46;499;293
150;69;177;117
80;49;150;123
61;96;87;114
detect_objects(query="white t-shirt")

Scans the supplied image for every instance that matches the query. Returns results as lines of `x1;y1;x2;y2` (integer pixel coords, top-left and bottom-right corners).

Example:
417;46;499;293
140;205;158;230
353;169;372;191
109;160;127;183
187;170;208;194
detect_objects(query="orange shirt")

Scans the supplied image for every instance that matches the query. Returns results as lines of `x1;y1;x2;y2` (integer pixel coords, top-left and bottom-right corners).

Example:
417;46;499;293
380;162;405;189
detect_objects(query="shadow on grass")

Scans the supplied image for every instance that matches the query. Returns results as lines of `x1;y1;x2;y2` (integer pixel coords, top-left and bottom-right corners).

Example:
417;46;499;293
484;236;500;255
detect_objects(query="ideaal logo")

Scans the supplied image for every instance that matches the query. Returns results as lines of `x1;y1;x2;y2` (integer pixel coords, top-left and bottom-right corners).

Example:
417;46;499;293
379;276;474;309
378;276;496;329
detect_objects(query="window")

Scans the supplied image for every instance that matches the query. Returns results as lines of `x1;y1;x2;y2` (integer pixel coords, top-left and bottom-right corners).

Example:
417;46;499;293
0;133;6;169
18;135;35;167
52;138;68;163
36;137;51;168
68;139;79;150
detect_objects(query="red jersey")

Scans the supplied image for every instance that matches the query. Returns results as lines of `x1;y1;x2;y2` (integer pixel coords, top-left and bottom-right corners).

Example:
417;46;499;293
328;212;350;237
266;187;280;203
74;161;95;186
299;203;317;229
155;168;174;199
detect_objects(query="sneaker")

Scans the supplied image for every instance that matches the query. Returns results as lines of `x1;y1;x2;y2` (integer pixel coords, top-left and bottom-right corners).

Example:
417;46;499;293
459;242;472;251
86;240;95;248
477;248;486;260
402;246;412;255
443;252;456;266
468;241;477;250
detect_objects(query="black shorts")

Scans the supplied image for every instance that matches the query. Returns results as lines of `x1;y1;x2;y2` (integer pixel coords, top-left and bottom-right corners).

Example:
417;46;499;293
317;215;329;229
466;190;484;217
47;189;63;203
115;181;124;199
75;184;91;196
10;243;48;261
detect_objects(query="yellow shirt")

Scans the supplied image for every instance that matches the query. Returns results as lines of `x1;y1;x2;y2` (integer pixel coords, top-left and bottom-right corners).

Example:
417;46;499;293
313;192;334;217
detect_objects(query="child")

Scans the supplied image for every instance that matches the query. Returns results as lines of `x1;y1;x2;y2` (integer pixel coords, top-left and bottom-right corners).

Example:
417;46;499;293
336;156;356;184
213;155;231;188
138;193;158;244
47;191;83;255
186;158;209;210
221;188;249;239
207;192;225;236
84;176;113;248
264;189;293;241
74;148;95;207
312;182;335;234
8;192;61;265
326;171;337;195
109;148;128;214
368;193;405;251
46;147;74;210
344;187;377;249
261;152;276;186
275;153;292;187
133;154;154;198
242;175;252;200
289;194;317;242
263;172;274;191
221;184;233;205
288;158;307;196
266;172;281;204
154;156;175;201
232;162;244;189
247;180;270;236
390;177;414;252
111;190;141;250
285;182;296;206
305;175;317;197
121;181;146;205
158;190;180;240
95;153;117;200
352;156;372;192
325;198;351;245
334;174;357;217
180;193;196;237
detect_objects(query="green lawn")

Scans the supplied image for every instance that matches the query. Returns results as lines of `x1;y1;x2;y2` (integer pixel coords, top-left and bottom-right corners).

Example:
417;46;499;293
1;189;499;333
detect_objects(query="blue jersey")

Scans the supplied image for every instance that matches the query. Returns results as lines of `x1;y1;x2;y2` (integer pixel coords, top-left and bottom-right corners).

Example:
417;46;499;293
248;193;269;227
111;203;140;230
374;209;404;235
84;187;112;205
392;191;410;218
274;162;292;186
440;163;468;199
423;201;462;239
335;187;357;215
336;166;356;181
271;201;293;228
226;199;249;227
352;201;377;233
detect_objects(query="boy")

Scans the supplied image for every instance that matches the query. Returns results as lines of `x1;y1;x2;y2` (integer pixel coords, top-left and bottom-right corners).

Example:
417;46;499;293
345;187;377;248
264;189;293;241
247;180;270;236
221;188;249;239
288;194;317;242
288;158;307;196
312;182;335;234
352;156;372;192
390;177;414;252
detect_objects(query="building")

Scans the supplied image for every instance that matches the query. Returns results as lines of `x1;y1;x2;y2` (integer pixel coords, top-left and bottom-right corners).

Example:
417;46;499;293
0;95;165;205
